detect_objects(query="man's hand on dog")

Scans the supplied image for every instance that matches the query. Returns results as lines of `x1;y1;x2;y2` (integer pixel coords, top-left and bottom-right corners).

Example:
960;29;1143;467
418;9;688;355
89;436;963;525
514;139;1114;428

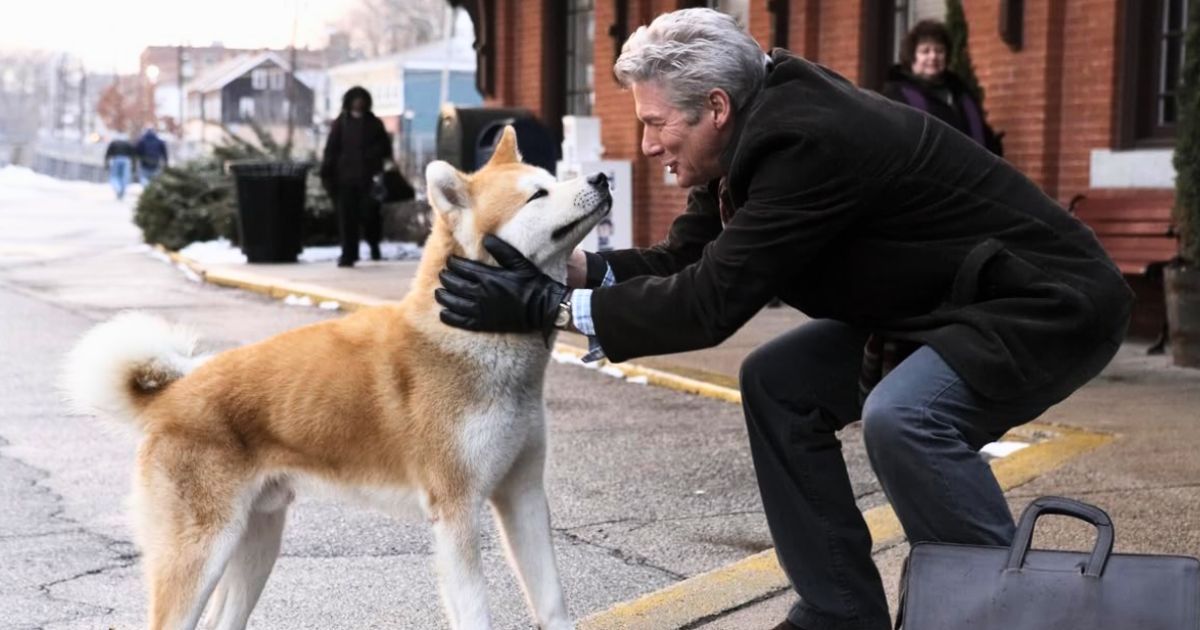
437;234;569;342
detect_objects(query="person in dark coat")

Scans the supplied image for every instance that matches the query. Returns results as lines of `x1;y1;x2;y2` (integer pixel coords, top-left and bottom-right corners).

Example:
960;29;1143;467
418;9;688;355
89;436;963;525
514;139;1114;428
320;86;393;267
435;9;1132;630
134;127;169;184
881;19;1004;156
104;134;136;200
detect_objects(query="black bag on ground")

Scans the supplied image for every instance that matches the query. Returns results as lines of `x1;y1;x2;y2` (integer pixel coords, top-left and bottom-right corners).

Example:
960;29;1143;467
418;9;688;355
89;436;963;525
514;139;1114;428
897;496;1200;629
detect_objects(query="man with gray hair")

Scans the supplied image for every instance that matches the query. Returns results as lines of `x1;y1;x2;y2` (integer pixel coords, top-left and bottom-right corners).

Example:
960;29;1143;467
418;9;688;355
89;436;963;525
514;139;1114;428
437;8;1132;629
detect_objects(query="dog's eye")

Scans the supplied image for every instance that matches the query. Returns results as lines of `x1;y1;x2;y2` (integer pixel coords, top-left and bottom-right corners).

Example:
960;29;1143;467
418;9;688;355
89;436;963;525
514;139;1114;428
527;189;549;203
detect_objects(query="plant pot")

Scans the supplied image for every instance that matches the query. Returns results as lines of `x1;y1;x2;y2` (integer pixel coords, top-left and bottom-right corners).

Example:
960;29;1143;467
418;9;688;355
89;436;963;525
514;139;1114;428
1164;264;1200;368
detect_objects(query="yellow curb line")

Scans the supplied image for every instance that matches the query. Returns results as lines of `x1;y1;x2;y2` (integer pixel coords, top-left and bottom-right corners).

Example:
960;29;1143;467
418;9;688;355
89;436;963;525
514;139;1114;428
157;246;397;312
579;423;1115;630
552;344;744;404
159;247;1115;629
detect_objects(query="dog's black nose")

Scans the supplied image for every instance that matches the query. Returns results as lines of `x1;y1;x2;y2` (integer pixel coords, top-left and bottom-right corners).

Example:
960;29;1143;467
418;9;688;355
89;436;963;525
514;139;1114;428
587;172;609;189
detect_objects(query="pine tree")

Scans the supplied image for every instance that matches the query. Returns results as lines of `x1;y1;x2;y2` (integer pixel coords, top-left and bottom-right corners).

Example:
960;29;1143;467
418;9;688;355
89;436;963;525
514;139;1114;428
1174;0;1200;265
945;0;985;104
134;120;337;250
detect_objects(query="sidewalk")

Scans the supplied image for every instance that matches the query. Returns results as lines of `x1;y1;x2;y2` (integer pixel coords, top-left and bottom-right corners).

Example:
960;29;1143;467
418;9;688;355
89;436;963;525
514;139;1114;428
176;252;1200;629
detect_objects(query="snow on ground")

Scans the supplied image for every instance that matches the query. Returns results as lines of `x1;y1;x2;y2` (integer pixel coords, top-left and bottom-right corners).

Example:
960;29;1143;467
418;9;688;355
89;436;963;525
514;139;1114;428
178;239;423;265
0;165;136;204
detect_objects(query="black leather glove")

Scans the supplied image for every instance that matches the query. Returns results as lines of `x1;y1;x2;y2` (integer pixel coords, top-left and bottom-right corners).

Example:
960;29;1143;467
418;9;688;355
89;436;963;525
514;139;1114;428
436;235;569;344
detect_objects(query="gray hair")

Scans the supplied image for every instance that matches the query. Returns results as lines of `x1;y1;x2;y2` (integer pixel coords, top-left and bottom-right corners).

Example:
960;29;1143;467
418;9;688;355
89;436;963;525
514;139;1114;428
614;8;766;123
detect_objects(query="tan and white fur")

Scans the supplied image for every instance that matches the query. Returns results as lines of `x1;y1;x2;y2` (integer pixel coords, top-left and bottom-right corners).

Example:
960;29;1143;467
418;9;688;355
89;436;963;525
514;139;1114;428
61;126;611;630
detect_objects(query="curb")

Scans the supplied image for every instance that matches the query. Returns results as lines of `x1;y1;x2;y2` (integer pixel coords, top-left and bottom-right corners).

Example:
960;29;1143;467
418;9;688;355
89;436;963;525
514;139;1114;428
160;248;1115;629
578;422;1114;630
158;246;396;311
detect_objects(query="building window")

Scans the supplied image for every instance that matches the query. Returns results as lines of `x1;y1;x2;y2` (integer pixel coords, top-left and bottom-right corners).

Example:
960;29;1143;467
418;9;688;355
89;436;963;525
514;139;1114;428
268;69;286;91
893;0;911;63
251;68;267;90
861;0;900;90
238;96;255;120
1121;0;1189;147
702;0;749;29
565;0;594;116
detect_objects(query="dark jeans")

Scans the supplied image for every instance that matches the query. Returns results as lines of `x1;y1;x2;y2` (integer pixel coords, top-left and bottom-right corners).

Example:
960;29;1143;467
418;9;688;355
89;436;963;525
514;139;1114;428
739;319;1121;630
337;182;382;262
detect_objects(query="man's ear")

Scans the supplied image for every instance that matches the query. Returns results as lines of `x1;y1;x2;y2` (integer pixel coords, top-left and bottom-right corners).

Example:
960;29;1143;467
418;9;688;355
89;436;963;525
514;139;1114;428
707;88;733;129
425;160;470;215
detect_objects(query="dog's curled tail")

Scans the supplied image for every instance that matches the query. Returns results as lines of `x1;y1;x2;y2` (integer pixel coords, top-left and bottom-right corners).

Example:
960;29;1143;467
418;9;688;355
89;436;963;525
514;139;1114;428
62;312;204;430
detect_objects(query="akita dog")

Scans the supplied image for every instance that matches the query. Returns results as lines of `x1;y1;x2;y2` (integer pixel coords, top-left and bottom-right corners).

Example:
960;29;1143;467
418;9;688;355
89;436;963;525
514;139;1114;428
63;126;611;630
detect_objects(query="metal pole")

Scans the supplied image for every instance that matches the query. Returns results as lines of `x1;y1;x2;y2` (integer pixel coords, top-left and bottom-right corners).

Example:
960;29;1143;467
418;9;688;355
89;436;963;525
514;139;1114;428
177;46;184;132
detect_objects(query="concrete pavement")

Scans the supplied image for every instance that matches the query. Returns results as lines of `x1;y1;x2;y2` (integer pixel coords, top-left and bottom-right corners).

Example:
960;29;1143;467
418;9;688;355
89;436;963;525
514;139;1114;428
167;249;1200;629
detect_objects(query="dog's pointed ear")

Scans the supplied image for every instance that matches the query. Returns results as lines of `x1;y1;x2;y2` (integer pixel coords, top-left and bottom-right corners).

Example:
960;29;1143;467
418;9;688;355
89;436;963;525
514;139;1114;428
425;160;470;215
484;125;521;168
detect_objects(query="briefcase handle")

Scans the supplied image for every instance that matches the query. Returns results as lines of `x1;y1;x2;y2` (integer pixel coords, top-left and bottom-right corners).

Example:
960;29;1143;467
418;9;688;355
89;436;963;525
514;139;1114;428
1006;496;1115;577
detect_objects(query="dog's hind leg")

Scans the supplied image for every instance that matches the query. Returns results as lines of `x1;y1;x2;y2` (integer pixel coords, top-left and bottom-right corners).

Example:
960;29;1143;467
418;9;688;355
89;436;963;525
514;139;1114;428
490;432;572;630
431;499;493;630
134;471;250;630
204;480;292;630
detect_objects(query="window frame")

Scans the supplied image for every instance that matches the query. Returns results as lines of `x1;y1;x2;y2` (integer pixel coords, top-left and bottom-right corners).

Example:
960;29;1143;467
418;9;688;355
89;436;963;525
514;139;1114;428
238;96;255;120
1118;0;1188;148
564;0;595;116
860;0;900;91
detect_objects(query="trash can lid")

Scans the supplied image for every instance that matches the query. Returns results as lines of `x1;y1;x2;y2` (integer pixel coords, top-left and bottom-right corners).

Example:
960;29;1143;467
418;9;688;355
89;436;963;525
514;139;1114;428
228;160;313;178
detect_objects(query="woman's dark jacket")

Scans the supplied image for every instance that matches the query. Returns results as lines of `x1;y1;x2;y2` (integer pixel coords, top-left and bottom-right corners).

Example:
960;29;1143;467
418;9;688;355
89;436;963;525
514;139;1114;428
589;50;1132;401
320;87;392;193
881;64;1003;156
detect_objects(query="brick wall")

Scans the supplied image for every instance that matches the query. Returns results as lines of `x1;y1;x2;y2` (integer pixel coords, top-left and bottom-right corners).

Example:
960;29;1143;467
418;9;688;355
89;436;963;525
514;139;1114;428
489;0;1168;248
1055;0;1122;200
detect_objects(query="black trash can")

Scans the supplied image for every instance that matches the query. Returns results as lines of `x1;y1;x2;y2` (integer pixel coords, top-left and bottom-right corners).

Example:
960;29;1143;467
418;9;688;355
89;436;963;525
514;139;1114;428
229;161;311;263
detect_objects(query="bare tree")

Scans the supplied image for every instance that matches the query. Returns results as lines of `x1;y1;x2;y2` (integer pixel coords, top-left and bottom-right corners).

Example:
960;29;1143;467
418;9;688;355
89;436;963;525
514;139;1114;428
96;76;155;136
334;0;450;58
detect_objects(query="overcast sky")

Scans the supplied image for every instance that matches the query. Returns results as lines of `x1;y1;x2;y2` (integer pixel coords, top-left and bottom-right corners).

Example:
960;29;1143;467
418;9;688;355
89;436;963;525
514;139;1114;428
0;0;355;74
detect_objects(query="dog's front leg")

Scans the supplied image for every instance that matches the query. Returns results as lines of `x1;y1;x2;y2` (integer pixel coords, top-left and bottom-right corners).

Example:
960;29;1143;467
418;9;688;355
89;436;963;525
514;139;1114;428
431;500;493;630
491;433;572;630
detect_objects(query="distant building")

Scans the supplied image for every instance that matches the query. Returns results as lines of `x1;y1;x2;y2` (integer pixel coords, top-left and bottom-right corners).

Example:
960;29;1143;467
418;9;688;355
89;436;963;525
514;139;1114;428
325;11;481;173
182;52;316;152
140;41;347;133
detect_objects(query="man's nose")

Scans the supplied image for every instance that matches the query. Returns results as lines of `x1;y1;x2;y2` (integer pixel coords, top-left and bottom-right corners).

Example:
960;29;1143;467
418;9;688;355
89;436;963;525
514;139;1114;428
642;129;662;157
587;172;609;189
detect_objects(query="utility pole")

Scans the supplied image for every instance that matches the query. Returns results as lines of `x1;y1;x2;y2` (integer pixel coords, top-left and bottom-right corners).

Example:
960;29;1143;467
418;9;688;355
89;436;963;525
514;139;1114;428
285;0;299;158
78;62;86;139
177;46;185;134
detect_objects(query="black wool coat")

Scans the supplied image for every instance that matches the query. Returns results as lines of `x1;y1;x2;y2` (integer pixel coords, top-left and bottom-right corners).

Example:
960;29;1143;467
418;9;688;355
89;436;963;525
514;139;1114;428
590;50;1133;401
320;111;391;190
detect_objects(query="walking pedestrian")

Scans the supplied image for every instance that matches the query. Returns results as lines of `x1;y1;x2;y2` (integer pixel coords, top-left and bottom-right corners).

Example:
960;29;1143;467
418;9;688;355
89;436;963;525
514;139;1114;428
320;86;393;267
104;134;136;200
135;126;169;184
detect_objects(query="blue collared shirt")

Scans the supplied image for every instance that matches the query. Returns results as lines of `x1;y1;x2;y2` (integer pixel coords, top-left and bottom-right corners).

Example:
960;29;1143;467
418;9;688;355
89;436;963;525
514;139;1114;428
570;263;615;362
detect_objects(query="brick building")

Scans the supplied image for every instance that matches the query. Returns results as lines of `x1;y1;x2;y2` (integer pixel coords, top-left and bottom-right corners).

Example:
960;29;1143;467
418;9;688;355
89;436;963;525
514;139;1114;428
449;0;1183;331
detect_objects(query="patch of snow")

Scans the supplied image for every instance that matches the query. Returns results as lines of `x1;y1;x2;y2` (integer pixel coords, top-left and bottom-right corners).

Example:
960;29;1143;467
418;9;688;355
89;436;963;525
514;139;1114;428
980;441;1029;458
175;263;202;283
171;239;423;266
298;241;423;263
599;365;625;379
283;294;313;307
178;239;247;265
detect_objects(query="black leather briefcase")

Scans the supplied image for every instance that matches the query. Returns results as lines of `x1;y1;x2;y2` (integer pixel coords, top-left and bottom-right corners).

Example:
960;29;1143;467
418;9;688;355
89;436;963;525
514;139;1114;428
897;496;1200;629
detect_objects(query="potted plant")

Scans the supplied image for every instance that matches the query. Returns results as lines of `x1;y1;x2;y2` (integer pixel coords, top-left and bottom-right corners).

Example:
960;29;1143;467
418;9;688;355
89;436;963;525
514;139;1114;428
1167;0;1200;367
